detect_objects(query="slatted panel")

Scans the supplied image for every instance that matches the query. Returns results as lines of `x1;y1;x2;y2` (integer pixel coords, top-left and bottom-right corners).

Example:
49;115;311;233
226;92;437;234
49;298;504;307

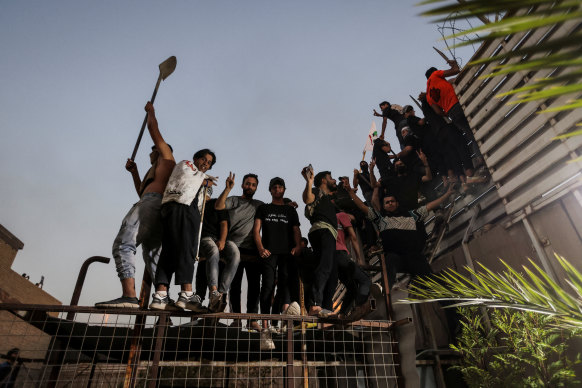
431;8;582;260
456;12;582;217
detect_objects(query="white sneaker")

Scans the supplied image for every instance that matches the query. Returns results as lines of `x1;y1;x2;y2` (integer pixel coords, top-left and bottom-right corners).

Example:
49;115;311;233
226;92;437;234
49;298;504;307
175;292;207;313
260;329;275;350
285;301;301;316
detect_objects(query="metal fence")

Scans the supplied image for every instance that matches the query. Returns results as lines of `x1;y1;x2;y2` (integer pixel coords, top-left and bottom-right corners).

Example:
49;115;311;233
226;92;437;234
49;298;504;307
0;303;404;388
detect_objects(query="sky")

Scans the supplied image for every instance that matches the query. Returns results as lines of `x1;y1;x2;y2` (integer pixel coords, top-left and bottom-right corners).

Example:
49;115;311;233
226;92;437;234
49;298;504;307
0;0;479;306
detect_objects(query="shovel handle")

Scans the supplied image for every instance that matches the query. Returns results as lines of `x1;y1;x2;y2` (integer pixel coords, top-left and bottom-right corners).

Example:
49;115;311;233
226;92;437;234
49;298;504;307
130;75;163;160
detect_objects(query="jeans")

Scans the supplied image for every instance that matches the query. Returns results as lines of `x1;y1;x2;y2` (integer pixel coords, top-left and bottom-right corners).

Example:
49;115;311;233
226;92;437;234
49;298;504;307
112;192;162;280
200;237;240;294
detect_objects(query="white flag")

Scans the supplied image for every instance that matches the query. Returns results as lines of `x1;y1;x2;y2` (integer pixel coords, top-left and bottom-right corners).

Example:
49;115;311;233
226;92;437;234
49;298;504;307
363;122;378;152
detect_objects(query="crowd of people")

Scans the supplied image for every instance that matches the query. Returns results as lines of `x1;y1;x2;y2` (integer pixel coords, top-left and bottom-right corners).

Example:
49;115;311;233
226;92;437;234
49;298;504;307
95;59;487;349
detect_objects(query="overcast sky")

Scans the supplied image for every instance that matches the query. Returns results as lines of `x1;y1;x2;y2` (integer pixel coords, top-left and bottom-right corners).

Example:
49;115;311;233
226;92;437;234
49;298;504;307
0;0;479;306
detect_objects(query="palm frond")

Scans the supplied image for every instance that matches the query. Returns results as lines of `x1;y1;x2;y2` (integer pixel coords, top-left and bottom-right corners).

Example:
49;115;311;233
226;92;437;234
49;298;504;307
418;0;582;114
402;254;582;328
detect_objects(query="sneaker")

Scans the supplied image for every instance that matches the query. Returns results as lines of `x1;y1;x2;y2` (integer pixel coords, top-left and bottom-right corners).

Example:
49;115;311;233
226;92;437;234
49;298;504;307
95;296;139;309
284;301;301;316
149;293;181;311
175;292;207;313
208;291;225;313
260;329;275;350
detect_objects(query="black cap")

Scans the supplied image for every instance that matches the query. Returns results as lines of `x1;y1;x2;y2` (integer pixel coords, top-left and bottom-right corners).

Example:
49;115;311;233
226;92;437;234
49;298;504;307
269;177;286;190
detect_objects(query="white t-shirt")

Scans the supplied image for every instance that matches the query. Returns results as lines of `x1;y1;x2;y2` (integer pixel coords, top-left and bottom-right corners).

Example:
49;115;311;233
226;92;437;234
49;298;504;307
162;160;210;210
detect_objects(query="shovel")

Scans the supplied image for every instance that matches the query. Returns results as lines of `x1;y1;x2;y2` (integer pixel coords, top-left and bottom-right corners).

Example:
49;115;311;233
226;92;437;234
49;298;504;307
130;56;177;160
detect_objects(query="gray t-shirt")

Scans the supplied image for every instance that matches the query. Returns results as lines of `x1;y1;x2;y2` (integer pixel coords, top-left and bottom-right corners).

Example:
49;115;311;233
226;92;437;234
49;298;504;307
225;196;264;249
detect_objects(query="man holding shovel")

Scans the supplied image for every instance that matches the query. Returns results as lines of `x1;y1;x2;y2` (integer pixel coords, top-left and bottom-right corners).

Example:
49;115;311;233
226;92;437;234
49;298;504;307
96;101;176;309
149;146;217;312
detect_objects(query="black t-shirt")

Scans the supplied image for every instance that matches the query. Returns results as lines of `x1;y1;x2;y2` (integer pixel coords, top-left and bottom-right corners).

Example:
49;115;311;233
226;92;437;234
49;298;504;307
357;171;373;197
255;203;300;254
373;139;395;182
383;172;423;211
306;188;338;229
402;133;422;168
382;106;405;146
201;199;229;239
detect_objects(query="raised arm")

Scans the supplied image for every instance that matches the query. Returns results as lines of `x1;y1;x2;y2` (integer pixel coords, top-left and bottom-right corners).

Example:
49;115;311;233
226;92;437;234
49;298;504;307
125;159;141;196
344;180;369;215
145;102;174;162
443;60;460;78
215;172;235;210
418;150;433;183
426;183;455;212
301;166;315;204
371;186;382;212
353;169;360;189
368;159;378;191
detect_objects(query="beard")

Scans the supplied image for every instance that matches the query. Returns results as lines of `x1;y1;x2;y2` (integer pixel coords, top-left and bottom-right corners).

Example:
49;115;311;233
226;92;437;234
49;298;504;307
243;188;256;198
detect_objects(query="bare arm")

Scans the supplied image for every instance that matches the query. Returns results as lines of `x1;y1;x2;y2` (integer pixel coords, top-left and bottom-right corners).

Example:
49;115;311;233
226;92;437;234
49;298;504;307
344;180;370;215
443;60;460;78
397;145;414;159
345;225;364;265
145;102;174;162
353;169;359;189
125;159;141;196
431;103;447;117
426;184;455;212
215;172;235;210
371;186;381;212
301;167;315;204
368;160;379;193
418;150;433;183
291;225;302;257
217;220;228;251
253;218;270;258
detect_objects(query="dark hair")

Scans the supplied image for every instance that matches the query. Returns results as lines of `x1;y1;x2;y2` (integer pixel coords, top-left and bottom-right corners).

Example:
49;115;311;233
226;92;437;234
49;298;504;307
314;171;331;187
7;348;19;357
379;101;390;108
243;173;259;184
193;149;216;167
269;177;285;190
151;144;174;152
425;67;438;79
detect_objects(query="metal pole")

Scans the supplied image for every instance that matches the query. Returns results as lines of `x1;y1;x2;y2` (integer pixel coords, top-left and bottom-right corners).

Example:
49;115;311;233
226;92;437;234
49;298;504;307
522;216;558;283
461;206;492;330
147;313;169;388
124;270;153;388
379;253;405;387
68;256;111;321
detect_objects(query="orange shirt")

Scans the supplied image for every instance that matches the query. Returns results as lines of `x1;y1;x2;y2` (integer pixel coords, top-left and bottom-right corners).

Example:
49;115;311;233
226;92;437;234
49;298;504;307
426;70;459;114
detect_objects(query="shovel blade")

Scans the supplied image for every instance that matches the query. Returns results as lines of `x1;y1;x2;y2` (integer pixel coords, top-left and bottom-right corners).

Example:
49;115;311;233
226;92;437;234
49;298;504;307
159;56;177;81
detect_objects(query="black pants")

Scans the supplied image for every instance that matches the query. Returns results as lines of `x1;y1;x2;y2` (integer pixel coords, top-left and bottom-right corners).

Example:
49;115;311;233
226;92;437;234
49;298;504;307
336;250;371;306
155;200;200;286
384;251;433;287
229;258;261;314
308;228;336;307
447;102;482;159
